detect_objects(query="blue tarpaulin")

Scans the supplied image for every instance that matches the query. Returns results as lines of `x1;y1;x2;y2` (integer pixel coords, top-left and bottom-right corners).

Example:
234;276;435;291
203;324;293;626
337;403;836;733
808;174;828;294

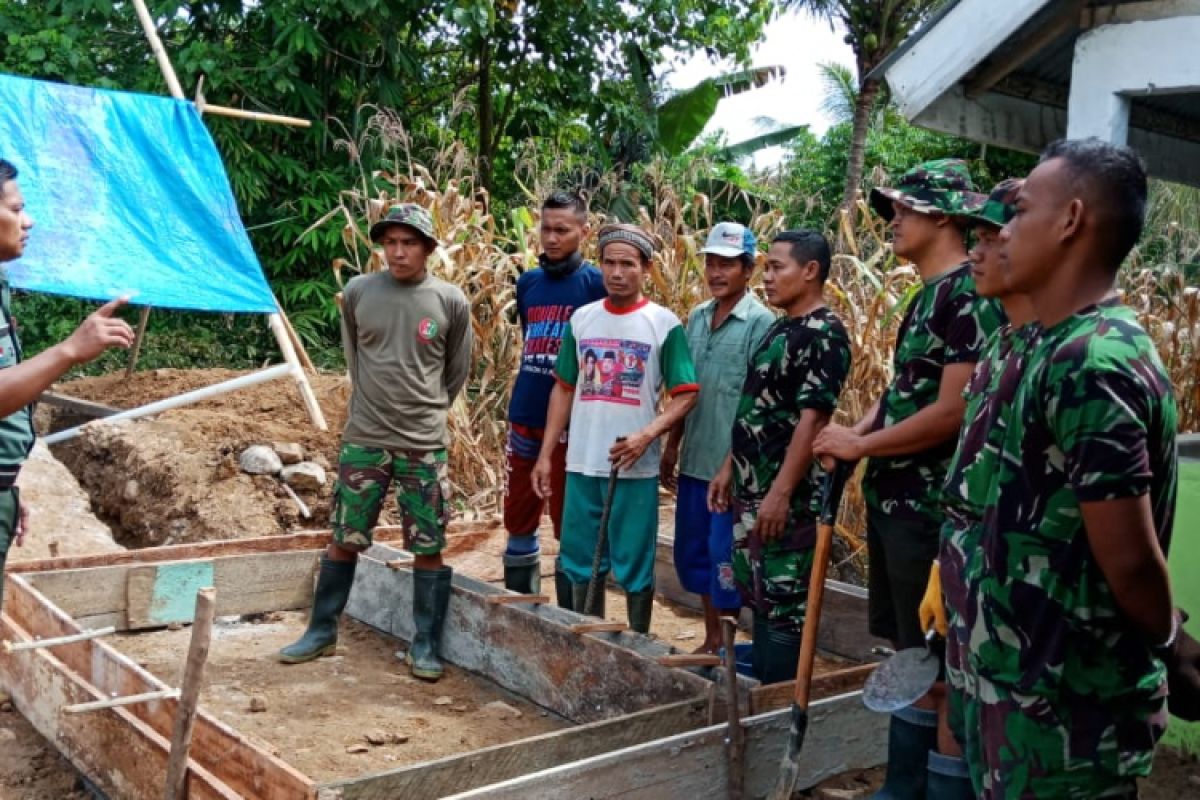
0;73;277;313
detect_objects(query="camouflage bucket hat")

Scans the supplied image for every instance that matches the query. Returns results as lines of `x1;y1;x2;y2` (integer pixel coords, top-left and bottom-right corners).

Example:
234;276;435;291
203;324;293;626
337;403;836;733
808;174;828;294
369;203;437;245
869;158;982;221
963;178;1023;229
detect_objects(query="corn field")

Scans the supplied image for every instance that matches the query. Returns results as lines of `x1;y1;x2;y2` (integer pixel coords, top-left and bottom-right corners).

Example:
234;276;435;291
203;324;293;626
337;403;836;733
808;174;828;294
316;109;1199;581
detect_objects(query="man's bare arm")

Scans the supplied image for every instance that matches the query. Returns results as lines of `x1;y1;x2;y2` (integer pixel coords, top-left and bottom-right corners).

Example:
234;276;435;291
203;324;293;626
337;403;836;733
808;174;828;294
610;391;698;472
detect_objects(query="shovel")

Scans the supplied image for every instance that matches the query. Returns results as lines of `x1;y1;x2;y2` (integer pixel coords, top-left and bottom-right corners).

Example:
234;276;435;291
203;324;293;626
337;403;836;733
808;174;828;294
862;628;941;713
767;460;851;800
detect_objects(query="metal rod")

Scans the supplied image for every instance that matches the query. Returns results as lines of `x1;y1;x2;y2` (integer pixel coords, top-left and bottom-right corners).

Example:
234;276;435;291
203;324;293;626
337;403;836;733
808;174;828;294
64;688;181;715
3;626;117;653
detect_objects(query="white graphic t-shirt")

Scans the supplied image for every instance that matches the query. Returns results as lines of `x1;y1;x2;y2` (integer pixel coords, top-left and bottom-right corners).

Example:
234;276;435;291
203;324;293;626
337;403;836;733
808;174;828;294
555;298;698;478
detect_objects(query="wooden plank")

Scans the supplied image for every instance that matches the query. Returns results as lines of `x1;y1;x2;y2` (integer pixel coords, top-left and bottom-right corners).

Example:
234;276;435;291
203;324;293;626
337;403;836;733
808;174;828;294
26;551;318;629
749;663;878;716
127;561;215;629
1;576;314;800
317;698;709;799
657;654;721;668
38;391;119;418
347;545;711;723
485;594;550;605
444;691;887;799
2;575;316;799
569;622;628;634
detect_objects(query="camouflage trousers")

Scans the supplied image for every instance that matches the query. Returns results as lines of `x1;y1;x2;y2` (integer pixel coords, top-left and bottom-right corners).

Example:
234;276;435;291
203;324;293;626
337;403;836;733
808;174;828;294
731;501;816;635
331;444;450;556
960;675;1151;799
0;487;17;615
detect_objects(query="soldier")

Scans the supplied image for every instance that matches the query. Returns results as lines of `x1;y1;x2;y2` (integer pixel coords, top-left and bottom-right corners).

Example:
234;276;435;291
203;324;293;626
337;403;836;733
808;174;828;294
502;191;605;604
968;139;1177;797
531;224;698;633
279;204;474;683
0;158;135;609
662;222;774;654
708;230;850;683
917;178;1035;797
813;159;1003;798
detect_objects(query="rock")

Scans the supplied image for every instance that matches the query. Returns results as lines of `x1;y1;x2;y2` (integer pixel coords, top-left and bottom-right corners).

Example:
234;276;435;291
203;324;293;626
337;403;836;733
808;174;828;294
673;631;696;641
451;704;469;713
345;744;370;754
239;445;282;475
432;696;453;706
365;730;388;746
311;454;332;470
281;462;326;491
0;728;16;743
272;442;304;465
388;732;410;745
123;480;139;501
167;622;183;631
248;696;268;713
481;700;523;720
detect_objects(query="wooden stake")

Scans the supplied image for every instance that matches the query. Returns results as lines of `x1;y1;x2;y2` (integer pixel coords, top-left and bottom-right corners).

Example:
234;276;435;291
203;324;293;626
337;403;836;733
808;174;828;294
164;587;216;800
197;103;311;128
4;626;116;653
64;688;180;714
268;313;327;431
125;306;152;377
275;303;317;372
485;594;550;606
722;619;745;800
130;0;185;99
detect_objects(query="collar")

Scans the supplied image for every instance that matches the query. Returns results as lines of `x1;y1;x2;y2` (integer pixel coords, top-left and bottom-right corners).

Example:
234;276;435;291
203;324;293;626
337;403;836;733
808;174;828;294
538;251;583;278
604;296;650;315
702;291;755;321
921;260;971;287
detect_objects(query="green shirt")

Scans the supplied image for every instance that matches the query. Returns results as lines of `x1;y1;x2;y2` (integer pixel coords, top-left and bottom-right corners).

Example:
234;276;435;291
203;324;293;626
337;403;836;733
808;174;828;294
678;293;775;481
0;268;34;473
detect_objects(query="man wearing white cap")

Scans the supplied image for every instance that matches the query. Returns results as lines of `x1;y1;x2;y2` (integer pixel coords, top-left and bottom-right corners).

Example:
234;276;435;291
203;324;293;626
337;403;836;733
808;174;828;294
662;222;773;653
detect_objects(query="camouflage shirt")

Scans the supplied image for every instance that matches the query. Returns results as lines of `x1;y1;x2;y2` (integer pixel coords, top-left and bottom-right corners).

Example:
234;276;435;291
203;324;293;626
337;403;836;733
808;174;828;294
863;263;1003;523
969;300;1177;773
731;307;851;528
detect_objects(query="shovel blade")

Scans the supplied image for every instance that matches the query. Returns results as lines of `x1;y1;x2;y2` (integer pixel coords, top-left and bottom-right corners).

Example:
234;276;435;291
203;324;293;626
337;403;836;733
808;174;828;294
862;647;940;713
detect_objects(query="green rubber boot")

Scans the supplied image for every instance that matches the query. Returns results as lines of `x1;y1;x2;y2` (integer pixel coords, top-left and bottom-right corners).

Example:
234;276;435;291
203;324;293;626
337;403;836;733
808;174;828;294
554;557;574;611
752;614;802;685
503;552;541;595
279;556;357;664
626;588;655;634
407;566;453;681
570;579;606;618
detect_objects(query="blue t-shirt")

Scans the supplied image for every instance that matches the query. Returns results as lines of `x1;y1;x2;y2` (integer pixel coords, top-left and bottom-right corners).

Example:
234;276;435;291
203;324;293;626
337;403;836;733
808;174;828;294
507;261;607;427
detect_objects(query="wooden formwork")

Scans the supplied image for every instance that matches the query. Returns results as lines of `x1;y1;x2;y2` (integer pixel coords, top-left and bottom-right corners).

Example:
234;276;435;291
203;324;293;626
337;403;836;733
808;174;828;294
1;528;886;799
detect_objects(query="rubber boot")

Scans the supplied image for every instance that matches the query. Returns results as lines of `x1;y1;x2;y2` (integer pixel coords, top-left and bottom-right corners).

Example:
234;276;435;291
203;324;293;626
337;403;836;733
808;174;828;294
279;556;357;664
554;557;573;611
407;566;452;681
753;614;802;685
626;588;654;634
503;551;541;595
870;706;938;800
571;579;606;618
927;751;973;800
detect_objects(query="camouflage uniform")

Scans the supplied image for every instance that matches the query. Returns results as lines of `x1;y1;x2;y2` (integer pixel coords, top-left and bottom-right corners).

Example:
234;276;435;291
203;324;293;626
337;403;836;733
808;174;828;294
331;443;450;555
0;270;34;612
730;307;851;633
966;300;1177;798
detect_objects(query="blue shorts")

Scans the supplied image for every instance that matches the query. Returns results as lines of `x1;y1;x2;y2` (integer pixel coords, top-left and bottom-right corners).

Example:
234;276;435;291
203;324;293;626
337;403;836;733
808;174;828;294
673;475;741;610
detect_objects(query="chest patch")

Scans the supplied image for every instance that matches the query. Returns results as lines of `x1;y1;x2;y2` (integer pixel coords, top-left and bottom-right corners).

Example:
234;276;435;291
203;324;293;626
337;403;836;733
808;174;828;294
417;317;439;343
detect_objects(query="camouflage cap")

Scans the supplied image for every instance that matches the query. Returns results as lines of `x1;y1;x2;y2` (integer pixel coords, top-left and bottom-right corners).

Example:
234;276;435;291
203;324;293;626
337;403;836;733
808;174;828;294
869;158;982;221
369;203;437;245
963;178;1023;229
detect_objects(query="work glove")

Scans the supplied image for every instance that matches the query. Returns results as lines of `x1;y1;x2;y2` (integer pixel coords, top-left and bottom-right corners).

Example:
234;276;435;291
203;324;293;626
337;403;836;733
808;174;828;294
917;561;947;638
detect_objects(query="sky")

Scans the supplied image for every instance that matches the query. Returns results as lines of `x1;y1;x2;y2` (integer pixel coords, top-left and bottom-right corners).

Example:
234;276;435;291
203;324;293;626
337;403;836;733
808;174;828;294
664;9;855;167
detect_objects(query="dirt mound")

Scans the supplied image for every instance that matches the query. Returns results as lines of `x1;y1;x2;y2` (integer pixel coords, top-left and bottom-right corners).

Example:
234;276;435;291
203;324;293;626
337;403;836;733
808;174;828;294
46;369;351;547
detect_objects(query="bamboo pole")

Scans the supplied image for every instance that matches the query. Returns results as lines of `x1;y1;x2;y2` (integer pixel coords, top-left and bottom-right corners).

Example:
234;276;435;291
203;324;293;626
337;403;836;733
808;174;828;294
275;301;316;372
198;103;311;128
131;0;185;99
3;626;116;653
722;619;745;800
164;587;216;800
125;306;152;377
64;688;181;714
268;314;328;431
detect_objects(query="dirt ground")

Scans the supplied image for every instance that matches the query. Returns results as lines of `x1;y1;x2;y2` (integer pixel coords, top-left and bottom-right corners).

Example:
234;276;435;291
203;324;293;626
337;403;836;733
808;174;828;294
114;611;567;783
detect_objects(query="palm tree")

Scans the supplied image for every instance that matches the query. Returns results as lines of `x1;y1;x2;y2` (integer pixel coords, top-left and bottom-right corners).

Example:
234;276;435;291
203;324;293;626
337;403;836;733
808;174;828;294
786;1;944;221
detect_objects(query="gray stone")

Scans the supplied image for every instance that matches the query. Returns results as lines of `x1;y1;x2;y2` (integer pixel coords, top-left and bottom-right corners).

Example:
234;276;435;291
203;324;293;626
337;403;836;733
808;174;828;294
123;480;139;501
272;442;305;465
281;462;326;491
248;696;268;713
481;700;523;720
239;445;282;475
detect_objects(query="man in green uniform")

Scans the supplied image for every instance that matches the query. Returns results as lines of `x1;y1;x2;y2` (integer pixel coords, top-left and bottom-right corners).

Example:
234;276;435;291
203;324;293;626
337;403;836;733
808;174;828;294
813;159;1003;798
0;158;135;609
917;178;1035;798
279;204;473;682
709;229;851;683
967;139;1177;798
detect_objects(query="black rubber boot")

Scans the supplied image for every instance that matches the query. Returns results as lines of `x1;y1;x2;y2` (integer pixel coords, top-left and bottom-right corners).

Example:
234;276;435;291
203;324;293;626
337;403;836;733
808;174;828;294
407;566;453;681
503;551;541;595
927;751;974;800
626;588;654;634
279;556;357;664
870;706;938;799
753;614;802;685
554;557;573;611
570;579;606;618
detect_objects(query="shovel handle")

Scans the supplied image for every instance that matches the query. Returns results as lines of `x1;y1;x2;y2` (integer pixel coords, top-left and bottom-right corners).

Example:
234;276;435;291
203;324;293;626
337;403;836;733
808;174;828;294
793;461;852;709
